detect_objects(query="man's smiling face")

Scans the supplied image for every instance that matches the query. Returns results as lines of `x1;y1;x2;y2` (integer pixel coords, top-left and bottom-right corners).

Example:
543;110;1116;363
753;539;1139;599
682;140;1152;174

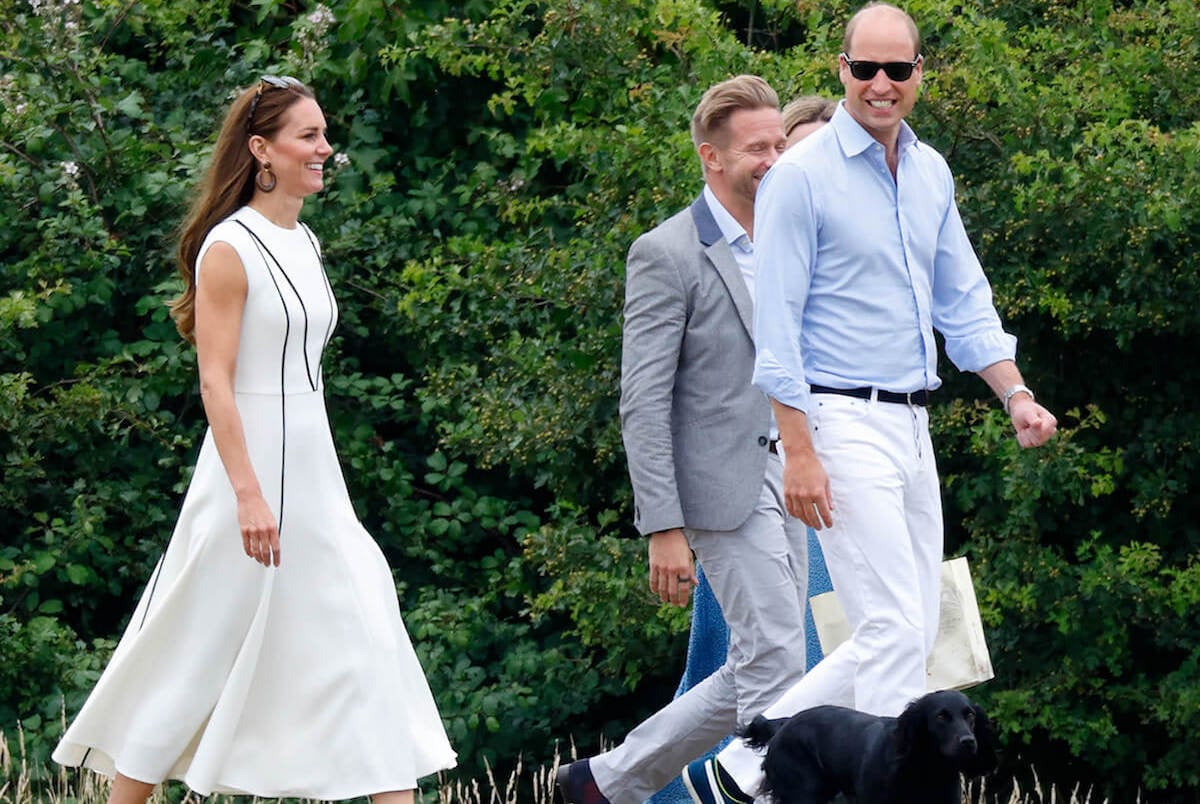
839;5;923;148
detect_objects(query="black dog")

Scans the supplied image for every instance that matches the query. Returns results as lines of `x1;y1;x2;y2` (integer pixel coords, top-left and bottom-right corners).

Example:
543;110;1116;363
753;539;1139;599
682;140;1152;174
739;689;996;804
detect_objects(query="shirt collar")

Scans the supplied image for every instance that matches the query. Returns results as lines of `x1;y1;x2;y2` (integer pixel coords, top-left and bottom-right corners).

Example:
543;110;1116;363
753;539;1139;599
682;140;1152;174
830;100;919;160
703;185;750;249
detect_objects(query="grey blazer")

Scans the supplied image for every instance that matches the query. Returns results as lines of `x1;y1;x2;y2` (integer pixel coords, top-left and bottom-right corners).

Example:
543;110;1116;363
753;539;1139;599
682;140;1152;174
620;194;774;536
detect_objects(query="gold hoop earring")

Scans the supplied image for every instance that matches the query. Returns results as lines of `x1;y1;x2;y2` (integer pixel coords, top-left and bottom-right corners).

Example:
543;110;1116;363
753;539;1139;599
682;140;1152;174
255;161;276;192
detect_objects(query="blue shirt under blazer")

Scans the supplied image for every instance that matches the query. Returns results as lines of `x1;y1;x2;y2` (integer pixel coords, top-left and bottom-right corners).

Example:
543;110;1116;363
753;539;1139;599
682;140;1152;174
751;103;1017;411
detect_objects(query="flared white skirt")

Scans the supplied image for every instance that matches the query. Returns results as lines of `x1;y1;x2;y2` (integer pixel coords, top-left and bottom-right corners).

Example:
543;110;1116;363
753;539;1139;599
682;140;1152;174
53;389;456;799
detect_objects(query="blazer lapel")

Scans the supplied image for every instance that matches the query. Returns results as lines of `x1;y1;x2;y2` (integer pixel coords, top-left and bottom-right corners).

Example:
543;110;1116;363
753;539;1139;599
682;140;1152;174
690;194;754;338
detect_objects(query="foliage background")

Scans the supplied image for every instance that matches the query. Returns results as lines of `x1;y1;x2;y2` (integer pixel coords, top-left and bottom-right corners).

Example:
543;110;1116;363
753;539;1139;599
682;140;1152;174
3;0;1200;800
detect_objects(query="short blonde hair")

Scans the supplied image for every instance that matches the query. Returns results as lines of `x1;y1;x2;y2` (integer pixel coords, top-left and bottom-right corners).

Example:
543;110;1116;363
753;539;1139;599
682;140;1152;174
690;75;780;150
781;96;836;137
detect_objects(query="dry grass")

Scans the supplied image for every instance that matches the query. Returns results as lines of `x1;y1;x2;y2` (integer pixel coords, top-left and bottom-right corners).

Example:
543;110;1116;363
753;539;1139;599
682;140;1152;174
1;727;1114;804
0;726;565;804
965;775;1119;804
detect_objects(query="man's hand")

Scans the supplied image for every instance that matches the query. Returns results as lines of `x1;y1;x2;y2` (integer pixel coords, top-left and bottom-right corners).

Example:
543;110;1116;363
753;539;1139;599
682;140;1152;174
771;399;834;528
648;528;695;606
977;362;1058;449
781;445;834;529
1008;395;1057;448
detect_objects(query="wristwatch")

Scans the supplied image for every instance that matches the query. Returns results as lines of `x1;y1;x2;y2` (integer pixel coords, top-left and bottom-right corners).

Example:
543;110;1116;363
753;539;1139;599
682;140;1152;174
1001;383;1034;414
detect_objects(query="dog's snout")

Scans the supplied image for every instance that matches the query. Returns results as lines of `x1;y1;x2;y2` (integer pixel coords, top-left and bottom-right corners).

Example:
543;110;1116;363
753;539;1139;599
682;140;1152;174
959;734;977;753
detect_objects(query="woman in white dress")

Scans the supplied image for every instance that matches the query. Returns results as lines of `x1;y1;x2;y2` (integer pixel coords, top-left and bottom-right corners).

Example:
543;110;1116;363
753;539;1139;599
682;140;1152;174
53;76;456;804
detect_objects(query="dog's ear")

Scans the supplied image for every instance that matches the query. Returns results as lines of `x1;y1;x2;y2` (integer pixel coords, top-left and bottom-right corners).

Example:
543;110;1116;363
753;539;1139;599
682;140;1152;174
894;696;927;760
963;703;998;775
737;714;780;752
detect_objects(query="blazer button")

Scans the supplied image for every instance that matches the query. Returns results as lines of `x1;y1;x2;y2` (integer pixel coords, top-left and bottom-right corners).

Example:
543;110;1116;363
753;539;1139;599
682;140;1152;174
757;436;768;446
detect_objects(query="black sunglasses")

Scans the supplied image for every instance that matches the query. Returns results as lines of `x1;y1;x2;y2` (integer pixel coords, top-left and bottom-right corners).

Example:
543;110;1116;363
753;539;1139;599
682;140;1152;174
246;75;304;130
841;54;921;82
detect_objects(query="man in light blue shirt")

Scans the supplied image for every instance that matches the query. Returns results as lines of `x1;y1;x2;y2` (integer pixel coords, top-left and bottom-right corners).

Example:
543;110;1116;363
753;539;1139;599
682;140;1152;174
684;4;1057;803
559;76;810;804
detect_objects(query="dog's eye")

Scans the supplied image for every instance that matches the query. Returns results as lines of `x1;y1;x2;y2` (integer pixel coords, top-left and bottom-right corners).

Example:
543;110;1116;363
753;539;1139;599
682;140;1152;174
936;711;950;722
964;710;975;725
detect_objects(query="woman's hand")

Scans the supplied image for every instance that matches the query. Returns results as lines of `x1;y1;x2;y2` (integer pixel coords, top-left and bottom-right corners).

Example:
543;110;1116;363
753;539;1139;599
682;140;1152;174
238;492;280;566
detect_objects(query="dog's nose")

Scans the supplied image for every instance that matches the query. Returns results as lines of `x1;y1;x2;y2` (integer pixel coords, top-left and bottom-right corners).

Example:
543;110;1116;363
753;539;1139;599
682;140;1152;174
959;735;977;754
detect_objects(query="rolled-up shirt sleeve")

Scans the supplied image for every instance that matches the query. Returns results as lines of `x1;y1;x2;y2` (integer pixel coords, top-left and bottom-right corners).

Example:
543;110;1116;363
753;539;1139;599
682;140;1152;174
931;170;1017;372
752;163;819;413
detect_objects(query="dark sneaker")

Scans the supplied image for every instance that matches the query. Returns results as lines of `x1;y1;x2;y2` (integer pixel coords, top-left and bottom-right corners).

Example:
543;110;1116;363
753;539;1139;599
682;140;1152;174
555;759;611;804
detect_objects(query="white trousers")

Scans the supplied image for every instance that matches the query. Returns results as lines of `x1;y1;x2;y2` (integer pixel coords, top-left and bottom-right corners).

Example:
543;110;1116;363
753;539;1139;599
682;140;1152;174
590;453;809;804
719;394;943;795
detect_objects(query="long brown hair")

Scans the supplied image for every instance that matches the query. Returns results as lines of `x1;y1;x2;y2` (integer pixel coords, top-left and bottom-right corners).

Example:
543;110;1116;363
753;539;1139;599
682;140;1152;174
170;78;316;343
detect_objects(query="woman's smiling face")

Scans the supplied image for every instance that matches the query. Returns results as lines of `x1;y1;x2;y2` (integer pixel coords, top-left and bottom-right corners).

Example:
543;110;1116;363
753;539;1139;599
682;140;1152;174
258;97;332;199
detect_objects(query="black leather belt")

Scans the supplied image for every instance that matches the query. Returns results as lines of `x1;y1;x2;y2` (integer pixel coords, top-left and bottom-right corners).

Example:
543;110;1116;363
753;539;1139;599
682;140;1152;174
810;384;929;406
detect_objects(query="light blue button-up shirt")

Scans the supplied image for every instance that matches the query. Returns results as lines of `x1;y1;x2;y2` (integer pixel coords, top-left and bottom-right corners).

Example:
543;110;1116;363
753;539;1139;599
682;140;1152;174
751;102;1016;413
703;184;778;440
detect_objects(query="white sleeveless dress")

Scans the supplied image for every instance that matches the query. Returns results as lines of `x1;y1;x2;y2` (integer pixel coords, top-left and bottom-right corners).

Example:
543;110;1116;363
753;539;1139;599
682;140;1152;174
53;206;456;799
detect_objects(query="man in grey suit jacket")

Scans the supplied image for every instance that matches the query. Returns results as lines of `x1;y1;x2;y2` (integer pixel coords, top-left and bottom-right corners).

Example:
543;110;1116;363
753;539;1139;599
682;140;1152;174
557;75;810;804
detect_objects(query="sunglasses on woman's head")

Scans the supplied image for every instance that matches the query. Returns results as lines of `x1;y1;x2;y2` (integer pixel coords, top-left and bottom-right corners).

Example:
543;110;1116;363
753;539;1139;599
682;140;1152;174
841;54;921;82
246;75;304;130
